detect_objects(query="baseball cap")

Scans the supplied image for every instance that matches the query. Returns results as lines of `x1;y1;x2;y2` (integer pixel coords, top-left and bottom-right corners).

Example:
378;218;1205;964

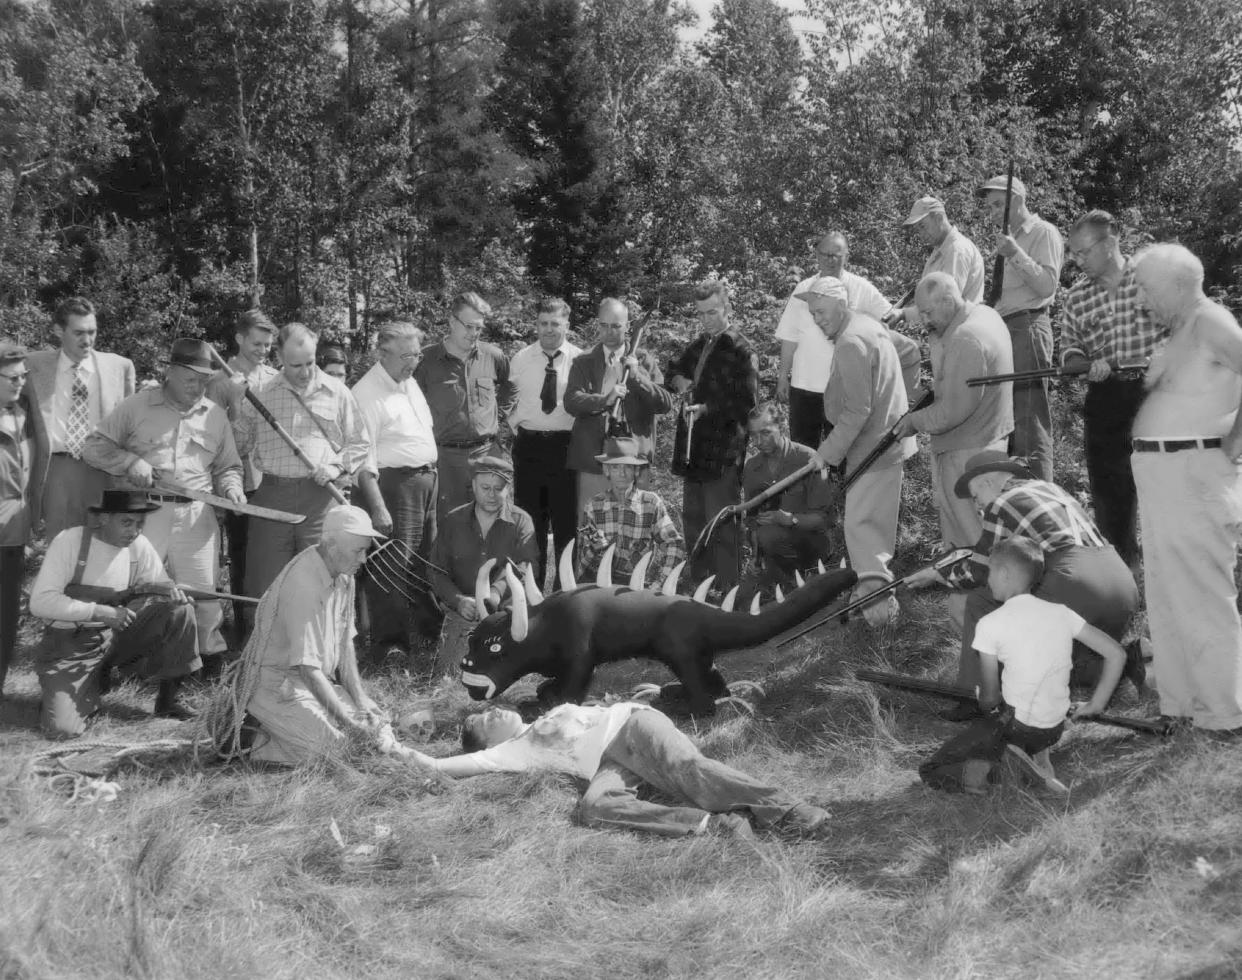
903;196;946;225
323;504;386;539
977;175;1028;199
794;276;849;304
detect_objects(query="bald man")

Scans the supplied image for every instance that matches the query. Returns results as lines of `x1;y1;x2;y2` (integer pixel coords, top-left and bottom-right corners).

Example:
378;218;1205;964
1131;243;1242;732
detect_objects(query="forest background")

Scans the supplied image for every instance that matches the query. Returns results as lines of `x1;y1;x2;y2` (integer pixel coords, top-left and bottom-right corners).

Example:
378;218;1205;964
3;0;1242;371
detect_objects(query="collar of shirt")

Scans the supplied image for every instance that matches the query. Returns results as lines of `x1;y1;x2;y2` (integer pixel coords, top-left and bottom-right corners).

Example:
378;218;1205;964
365;361;408;394
474;499;518;529
930;226;960;263
437;343;478;365
59;350;94;378
1014;212;1039;236
151;386;210;417
274;366;331;399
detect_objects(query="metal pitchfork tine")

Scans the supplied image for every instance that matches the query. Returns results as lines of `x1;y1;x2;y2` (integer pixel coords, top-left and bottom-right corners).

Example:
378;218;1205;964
382;538;453;581
370;549;436;595
364;540;439;607
364;557;421;607
370;539;437;588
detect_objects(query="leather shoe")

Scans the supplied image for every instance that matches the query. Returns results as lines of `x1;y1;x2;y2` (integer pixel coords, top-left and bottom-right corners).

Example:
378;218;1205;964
938;702;983;723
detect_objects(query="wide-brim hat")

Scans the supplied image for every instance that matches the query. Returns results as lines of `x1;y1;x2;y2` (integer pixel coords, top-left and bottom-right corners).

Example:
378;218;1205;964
954;450;1033;499
595;436;649;466
166;338;215;376
470;454;514;482
88;489;161;514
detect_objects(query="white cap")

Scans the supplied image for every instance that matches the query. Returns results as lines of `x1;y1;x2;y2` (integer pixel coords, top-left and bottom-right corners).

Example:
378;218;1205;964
322;504;386;539
903;196;946;225
794;276;849;304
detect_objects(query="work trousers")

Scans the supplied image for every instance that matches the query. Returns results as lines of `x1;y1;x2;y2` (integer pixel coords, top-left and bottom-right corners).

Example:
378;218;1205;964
1005;310;1054;482
577;469;651;515
435;442;495;524
0;546;22;693
246;476;336;602
682;465;741;591
43;454;109;542
143;499;225;655
36;600;199;737
1084;377;1145;566
577;709;804;837
1133;449;1242;729
363;465;439;647
843;461;902;579
513;429;577;588
788;387;829;450
247;667;366;765
957;544;1138;689
931;440;1007;549
224;507;251;637
754;522;831;588
920;710;1063;794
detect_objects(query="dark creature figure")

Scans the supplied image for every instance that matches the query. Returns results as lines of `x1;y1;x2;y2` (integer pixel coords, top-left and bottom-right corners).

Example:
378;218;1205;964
461;542;858;715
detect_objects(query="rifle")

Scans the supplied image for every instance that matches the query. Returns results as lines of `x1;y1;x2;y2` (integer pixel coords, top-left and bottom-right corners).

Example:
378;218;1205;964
854;668;1174;737
985;160;1015;308
607;301;660;437
688;388;936;561
881;284;919;326
966;360;1148;388
64;581;259;607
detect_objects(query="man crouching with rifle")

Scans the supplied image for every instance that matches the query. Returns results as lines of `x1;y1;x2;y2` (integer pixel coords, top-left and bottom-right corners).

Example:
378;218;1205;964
28;490;199;737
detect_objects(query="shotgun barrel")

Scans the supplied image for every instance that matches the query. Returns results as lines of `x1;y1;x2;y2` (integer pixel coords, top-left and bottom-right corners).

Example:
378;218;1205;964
966;360;1148;388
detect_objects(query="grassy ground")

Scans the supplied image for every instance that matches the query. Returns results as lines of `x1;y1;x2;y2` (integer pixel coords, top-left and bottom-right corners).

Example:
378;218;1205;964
2;384;1241;979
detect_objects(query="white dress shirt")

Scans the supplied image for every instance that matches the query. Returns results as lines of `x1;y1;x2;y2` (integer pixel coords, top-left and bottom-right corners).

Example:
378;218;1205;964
49;351;102;452
508;341;583;433
774;270;893;393
351;361;439;469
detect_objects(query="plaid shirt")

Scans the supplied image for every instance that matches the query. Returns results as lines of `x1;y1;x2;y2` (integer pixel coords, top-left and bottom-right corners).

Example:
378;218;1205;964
948;478;1106;590
1061;260;1167;366
233;368;370;480
667;330;758;481
577;486;686;586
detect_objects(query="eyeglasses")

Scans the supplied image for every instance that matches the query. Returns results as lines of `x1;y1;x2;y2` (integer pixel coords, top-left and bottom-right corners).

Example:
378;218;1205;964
0;372;27;383
382;347;422;362
451;314;485;331
1067;237;1105;261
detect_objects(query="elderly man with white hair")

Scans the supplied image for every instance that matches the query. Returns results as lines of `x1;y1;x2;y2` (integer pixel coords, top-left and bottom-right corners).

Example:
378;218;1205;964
1131;243;1242;733
802;276;911;625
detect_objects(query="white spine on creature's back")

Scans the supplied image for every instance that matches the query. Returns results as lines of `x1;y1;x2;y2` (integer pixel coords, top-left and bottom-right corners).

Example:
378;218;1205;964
795;569;805;588
661;560;686;596
523;563;544;606
720;585;739;612
596;543;616;587
692;575;716;604
750;593;762;615
628;550;653;591
775;584;785;603
559;540;577;591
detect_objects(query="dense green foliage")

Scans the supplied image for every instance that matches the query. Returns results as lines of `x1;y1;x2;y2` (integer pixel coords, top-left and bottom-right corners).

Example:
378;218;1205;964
2;0;1241;373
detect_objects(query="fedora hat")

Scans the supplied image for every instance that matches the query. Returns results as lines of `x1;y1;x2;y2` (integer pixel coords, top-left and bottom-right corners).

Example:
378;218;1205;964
88;489;161;514
166;338;215;376
954;450;1034;499
595;437;649;466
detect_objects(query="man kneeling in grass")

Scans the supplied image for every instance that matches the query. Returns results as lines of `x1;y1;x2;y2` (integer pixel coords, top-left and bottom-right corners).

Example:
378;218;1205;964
919;537;1126;796
398;701;830;839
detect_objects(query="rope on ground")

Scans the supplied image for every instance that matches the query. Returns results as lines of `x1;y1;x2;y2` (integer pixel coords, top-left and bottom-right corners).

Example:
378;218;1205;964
26;736;210;803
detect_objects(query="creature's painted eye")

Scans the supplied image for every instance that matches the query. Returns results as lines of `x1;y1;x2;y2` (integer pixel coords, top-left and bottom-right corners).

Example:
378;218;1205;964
488;642;503;654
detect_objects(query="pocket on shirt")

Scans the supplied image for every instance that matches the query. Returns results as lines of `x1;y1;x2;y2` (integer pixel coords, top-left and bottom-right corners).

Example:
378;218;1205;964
309;406;344;443
187;430;220;458
472;378;497;421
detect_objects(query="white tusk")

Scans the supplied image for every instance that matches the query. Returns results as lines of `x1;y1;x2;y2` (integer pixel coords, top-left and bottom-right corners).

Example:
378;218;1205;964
720;585;739;612
475;558;497;616
596;543;616;587
817;560;827;574
775;584;785;603
750;593;762;615
505;564;529;642
661;560;686;596
558;540;577;591
628;550;653;590
522;563;544;606
839;557;848;569
795;569;805;588
692;575;716;604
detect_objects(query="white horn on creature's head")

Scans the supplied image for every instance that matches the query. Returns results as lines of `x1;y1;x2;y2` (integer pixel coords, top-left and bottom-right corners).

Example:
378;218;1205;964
628;550;653;591
505;564;529;642
720;585;739;612
475;558;497;617
775;584;785;603
692;575;716;604
596;543;616;587
750;593;762;615
522;563;544;606
558;540;577;591
795;569;805;588
817;560;827;575
662;560;686;596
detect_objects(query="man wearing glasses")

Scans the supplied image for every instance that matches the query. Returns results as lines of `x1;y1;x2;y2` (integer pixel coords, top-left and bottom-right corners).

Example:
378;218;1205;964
0;342;49;695
414;292;513;523
774;232;893;448
1060;211;1168;566
352;321;439;655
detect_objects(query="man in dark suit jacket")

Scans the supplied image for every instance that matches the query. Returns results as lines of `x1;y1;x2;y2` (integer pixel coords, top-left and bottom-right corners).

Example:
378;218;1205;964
24;297;135;540
565;298;673;513
0;341;49;693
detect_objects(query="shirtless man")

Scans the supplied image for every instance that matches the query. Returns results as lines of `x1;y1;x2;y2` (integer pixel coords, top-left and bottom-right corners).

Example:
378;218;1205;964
1131;243;1242;732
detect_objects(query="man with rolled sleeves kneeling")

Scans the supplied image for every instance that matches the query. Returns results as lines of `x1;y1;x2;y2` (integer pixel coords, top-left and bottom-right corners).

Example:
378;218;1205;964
28;490;199;737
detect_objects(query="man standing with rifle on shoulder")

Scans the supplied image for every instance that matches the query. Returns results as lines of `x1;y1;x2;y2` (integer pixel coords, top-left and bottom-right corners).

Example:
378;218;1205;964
1060;210;1167;567
979;172;1064;482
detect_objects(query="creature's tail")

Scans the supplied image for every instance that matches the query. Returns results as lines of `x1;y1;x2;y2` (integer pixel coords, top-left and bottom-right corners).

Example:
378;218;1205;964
703;568;858;650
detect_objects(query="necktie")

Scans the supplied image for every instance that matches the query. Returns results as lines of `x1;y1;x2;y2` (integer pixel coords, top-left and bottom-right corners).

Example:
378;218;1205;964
65;364;90;458
540;351;559;413
603;352;620;391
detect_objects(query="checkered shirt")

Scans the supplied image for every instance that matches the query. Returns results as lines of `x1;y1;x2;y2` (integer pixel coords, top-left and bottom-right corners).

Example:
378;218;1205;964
1061;260;1167;366
577;486;686;587
947;478;1107;590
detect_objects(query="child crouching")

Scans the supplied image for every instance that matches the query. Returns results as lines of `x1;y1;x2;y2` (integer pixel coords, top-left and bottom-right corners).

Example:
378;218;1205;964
919;536;1126;796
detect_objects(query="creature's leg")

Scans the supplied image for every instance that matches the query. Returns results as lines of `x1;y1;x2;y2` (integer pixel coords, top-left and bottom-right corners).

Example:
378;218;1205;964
603;710;807;828
577;759;708;837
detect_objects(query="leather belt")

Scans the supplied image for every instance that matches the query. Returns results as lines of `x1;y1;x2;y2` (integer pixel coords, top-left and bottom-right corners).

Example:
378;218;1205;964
1132;437;1222;453
1002;308;1048;322
515;428;571;439
380;464;437;474
147;492;191;504
439;438;490;450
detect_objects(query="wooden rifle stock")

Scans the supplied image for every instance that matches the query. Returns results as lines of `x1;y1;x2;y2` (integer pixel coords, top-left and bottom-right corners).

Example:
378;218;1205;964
607;303;660;435
985;161;1015;308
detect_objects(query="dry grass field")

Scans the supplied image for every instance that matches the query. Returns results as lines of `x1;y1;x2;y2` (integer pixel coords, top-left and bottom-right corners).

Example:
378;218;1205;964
2;394;1241;980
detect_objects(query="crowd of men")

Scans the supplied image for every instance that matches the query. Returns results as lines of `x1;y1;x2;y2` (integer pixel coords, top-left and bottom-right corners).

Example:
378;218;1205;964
2;172;1241;768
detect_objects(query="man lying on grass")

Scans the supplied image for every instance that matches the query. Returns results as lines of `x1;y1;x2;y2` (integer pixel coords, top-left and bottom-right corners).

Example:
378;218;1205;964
396;700;831;839
919;537;1126;796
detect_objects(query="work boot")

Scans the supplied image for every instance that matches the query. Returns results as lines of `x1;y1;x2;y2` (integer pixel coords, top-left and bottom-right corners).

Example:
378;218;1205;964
1004;745;1069;796
154;678;195;721
1122;639;1148;694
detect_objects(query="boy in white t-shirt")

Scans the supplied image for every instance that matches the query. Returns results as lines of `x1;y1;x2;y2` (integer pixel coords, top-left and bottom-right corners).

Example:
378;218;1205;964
919;536;1127;795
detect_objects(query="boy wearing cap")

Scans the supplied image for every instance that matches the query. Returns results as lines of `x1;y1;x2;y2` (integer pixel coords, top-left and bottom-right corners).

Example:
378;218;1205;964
576;437;685;586
429;455;538;674
891;196;985;326
28;490;200;736
0;341;49;695
83;339;245;668
237;505;399;764
918;536;1126;795
978;174;1064;482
